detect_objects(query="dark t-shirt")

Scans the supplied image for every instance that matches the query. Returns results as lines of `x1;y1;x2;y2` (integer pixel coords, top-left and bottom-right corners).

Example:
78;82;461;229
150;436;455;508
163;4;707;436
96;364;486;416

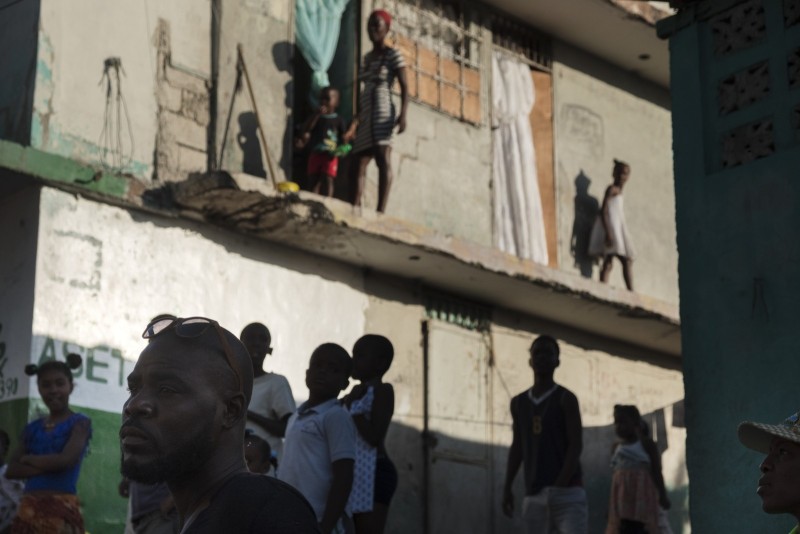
510;386;582;495
183;473;320;533
308;114;346;154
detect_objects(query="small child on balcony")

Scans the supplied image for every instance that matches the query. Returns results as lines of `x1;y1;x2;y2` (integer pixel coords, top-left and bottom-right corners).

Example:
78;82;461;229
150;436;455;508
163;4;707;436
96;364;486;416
295;86;352;198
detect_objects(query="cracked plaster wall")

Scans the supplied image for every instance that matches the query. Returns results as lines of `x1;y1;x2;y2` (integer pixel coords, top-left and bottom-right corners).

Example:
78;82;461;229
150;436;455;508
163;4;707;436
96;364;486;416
31;0;211;179
384;104;494;247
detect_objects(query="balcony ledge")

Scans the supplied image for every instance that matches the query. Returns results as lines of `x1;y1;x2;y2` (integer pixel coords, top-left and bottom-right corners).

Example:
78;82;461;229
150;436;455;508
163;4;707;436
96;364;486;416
171;172;681;358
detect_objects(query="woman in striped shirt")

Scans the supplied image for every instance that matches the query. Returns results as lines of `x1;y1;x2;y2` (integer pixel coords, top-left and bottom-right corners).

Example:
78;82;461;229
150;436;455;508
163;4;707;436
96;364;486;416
347;9;408;213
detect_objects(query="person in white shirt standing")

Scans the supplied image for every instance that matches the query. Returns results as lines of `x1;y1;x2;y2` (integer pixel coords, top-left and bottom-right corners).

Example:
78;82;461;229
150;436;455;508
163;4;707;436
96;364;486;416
241;323;296;464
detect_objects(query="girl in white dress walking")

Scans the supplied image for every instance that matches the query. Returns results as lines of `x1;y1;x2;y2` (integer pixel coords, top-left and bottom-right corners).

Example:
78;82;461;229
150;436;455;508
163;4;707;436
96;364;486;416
589;159;635;290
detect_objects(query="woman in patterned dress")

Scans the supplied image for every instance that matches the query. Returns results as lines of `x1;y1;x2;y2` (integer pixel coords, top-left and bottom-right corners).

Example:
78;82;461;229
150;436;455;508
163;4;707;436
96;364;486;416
346;9;409;213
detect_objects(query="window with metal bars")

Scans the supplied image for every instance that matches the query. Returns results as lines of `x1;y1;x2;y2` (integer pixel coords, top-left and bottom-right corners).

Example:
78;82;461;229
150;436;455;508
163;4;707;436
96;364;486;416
490;13;552;72
377;0;483;124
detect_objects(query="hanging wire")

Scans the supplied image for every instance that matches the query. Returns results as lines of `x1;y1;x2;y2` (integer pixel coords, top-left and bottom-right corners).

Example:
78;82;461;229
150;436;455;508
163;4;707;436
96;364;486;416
98;57;135;171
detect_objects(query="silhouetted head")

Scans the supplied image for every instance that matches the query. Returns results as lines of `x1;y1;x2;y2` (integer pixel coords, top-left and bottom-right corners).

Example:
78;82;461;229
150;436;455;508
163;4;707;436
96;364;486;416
614;404;642;442
121;317;253;485
306;343;352;399
352;334;394;381
575;171;590;195
529;335;560;376
240;323;273;374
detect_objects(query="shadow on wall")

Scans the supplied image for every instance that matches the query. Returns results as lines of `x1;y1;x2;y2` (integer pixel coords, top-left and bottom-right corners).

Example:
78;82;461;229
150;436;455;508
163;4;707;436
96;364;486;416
571;170;600;279
237;112;266;178
384;403;688;534
273;41;293;180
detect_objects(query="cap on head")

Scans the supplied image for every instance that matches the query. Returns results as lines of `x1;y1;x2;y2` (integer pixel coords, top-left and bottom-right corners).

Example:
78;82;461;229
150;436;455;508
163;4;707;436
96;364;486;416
739;410;800;454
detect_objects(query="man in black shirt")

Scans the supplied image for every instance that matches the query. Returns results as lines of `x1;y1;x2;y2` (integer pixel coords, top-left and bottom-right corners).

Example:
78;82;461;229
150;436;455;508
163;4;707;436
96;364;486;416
120;316;319;533
502;335;587;533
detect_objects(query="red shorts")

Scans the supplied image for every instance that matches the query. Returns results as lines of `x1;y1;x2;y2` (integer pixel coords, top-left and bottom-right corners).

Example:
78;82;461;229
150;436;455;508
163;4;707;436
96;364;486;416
307;152;338;178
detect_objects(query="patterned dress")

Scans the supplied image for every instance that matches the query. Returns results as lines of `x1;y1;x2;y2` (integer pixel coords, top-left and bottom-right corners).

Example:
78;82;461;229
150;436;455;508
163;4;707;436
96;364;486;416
353;47;406;155
346;387;377;513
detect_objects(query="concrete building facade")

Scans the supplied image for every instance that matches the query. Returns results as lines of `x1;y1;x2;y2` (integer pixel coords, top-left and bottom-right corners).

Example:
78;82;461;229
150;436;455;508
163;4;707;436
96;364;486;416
1;0;685;532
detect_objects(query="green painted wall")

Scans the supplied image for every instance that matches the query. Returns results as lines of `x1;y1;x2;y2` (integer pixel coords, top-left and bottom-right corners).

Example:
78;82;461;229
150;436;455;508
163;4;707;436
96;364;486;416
0;401;126;534
662;2;800;532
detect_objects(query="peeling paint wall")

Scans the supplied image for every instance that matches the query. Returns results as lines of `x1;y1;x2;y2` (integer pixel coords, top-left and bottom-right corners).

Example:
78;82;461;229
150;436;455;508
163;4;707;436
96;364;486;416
31;0;211;179
25;187;368;533
5;185;687;533
552;42;678;305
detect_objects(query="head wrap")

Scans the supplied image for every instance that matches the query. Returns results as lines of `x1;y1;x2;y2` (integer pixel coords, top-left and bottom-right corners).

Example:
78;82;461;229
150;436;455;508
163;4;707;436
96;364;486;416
371;9;392;29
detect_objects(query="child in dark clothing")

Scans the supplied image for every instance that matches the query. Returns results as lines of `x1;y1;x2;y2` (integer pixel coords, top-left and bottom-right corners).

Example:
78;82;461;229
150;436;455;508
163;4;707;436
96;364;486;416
295;87;352;197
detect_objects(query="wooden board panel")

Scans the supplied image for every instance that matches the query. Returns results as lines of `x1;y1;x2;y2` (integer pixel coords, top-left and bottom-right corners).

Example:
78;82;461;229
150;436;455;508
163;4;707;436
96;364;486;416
530;69;557;268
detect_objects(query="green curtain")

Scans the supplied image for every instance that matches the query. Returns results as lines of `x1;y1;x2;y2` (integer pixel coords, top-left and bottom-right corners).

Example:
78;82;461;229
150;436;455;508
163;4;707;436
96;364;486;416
295;0;350;105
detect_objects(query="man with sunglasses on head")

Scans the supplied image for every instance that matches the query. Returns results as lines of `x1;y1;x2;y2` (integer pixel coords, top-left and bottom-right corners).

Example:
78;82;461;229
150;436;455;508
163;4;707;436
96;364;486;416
120;316;319;533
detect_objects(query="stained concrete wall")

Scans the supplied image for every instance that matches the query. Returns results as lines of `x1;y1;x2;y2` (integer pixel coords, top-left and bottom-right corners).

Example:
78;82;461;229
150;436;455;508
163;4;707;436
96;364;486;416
215;0;295;183
31;0;210;178
552;42;678;305
354;3;494;246
360;274;687;533
25;0;296;184
4;185;687;533
18;186;368;533
385;104;493;246
490;312;688;534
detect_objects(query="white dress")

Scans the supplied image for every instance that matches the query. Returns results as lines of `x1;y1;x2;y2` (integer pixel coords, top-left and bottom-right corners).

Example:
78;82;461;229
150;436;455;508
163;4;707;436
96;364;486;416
589;193;635;259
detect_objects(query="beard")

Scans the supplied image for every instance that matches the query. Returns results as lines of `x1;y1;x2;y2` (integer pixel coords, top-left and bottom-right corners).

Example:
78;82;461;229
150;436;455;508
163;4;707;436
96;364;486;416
121;418;217;484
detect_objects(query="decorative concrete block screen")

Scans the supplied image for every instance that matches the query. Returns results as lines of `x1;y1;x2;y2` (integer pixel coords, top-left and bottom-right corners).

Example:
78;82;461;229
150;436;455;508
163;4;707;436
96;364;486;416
703;0;800;169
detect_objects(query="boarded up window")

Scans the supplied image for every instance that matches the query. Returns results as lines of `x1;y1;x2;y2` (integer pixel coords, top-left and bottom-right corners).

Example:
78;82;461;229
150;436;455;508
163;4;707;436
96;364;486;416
380;0;483;124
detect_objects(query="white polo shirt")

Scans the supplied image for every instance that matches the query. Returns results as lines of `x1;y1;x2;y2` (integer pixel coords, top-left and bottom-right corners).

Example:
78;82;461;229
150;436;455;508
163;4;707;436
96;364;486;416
278;398;356;521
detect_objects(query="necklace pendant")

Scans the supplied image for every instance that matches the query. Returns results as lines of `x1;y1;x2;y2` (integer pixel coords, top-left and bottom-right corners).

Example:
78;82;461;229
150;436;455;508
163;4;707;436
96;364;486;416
532;415;542;435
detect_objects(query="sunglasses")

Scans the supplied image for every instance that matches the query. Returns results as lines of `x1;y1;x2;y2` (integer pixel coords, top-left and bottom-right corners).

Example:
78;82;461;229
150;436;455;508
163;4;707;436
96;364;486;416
141;316;243;395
